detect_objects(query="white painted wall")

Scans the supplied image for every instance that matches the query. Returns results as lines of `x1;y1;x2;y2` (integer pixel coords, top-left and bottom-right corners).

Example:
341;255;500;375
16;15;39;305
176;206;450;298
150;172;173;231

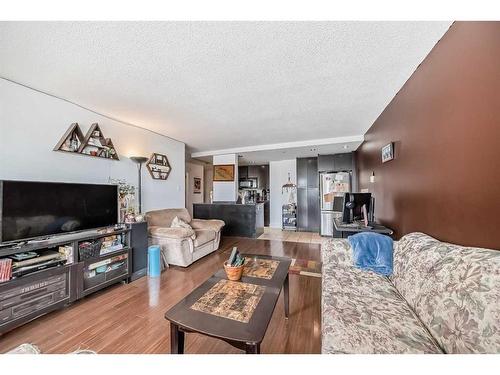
185;161;204;217
204;164;213;203
0;79;185;213
212;154;238;202
269;159;297;228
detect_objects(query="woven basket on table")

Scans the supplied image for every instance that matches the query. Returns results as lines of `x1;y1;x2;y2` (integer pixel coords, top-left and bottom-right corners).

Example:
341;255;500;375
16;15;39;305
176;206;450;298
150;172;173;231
223;262;244;281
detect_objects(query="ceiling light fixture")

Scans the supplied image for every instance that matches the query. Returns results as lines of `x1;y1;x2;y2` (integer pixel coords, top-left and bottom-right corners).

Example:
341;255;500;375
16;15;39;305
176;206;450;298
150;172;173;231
282;173;296;192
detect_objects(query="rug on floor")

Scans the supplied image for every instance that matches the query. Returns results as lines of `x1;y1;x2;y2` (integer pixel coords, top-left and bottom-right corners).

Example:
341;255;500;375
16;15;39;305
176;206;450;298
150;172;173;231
289;258;322;278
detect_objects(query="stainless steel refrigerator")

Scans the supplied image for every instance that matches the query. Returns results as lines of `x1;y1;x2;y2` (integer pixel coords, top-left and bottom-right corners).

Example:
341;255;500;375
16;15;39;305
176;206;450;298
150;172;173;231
320;171;351;236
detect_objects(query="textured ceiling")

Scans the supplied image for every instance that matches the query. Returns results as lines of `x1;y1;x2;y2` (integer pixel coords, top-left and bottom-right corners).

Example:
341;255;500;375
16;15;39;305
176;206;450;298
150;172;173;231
238;140;364;166
0;21;451;154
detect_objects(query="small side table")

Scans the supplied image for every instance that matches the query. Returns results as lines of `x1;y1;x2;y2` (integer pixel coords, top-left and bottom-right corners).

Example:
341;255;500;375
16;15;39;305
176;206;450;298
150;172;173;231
333;218;394;239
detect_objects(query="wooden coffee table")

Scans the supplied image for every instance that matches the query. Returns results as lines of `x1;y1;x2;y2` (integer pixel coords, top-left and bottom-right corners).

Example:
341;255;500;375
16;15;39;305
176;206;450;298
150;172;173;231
164;254;291;354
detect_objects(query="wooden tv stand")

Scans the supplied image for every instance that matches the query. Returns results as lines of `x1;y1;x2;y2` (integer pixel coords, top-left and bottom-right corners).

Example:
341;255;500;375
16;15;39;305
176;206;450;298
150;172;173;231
0;227;132;335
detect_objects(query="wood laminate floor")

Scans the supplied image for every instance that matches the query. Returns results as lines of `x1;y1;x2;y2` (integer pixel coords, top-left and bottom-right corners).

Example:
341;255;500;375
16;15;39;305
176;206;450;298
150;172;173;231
258;227;325;244
0;237;322;354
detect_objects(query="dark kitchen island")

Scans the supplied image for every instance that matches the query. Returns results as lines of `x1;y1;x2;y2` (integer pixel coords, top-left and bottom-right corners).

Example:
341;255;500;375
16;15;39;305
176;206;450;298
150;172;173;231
193;202;264;238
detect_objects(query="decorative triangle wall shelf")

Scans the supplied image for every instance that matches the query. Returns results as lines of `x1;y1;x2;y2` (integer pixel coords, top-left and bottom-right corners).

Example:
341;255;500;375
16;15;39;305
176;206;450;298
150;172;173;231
53;123;85;154
54;123;119;160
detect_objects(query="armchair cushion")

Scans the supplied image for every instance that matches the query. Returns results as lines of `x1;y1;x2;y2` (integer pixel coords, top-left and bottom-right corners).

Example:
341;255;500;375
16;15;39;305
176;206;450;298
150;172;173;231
149;226;195;240
171;216;196;240
145;208;192;228
190;218;225;232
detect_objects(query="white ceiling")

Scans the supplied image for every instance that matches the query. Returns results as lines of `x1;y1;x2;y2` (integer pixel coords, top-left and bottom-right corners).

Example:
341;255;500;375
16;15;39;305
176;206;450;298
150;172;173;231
0;21;451;160
240;140;364;166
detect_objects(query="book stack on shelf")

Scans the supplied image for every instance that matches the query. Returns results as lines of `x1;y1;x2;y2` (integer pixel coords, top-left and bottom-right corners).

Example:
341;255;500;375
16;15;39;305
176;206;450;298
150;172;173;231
0;258;12;283
78;234;125;260
2;251;67;280
100;235;124;256
84;253;128;280
58;245;74;264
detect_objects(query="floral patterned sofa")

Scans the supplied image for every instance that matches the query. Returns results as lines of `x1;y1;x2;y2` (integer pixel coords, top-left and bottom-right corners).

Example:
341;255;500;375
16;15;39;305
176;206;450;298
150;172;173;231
321;232;500;354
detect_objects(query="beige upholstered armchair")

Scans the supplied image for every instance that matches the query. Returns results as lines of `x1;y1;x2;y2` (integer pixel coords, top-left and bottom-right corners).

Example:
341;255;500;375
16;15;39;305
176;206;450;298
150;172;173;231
145;208;225;268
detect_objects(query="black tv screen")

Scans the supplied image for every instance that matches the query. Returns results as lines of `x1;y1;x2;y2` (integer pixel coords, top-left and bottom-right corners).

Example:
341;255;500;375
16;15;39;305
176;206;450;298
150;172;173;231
1;180;118;243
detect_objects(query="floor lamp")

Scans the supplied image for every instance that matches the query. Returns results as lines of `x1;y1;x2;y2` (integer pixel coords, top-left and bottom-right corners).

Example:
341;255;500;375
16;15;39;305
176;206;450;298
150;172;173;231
130;156;149;213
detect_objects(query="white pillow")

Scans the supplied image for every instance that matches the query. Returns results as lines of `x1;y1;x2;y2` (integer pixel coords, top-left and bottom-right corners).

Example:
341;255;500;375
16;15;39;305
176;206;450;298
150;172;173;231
171;216;196;240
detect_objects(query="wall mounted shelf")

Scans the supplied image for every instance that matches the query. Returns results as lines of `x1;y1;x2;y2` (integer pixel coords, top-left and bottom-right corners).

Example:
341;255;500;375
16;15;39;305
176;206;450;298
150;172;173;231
146;153;171;180
53;123;85;154
54;123;119;160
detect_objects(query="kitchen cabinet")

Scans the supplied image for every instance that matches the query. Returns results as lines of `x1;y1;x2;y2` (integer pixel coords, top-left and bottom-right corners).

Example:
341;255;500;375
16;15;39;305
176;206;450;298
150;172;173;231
333;153;353;172
296;187;308;231
297;158;308;188
244;165;269;190
318;154;335;172
296;157;320;232
307;158;318;188
264;200;270;226
318;153;354;172
259;165;269;189
307;188;320;232
238;166;248;179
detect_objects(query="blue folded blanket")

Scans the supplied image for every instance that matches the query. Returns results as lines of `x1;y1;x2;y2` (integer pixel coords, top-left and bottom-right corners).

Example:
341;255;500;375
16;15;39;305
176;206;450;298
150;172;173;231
348;232;393;276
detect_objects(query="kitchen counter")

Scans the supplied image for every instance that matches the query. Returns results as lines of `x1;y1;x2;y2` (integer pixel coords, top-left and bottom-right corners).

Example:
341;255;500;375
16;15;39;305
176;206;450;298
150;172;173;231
193;202;264;238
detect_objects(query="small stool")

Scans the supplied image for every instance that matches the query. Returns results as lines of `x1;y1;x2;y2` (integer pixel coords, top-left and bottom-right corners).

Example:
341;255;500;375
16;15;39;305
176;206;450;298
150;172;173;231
148;245;161;277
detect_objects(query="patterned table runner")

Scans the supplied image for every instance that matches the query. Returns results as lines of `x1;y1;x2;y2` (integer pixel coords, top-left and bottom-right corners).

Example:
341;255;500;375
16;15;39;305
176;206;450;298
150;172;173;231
191;279;266;323
242;258;279;279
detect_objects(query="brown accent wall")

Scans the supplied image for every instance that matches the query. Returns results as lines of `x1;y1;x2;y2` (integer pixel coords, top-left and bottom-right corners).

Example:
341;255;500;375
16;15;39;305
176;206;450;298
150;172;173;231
356;22;500;250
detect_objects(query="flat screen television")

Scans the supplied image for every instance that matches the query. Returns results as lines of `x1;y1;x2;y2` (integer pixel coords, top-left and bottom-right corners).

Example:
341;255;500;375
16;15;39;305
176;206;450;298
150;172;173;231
0;180;118;244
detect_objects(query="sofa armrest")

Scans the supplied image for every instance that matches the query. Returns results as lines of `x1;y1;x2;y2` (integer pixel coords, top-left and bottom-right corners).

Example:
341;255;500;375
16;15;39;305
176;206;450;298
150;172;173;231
190;219;225;232
149;226;195;240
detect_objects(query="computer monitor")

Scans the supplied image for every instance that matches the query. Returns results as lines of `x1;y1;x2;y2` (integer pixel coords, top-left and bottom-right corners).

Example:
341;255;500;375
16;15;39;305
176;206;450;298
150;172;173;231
342;193;374;224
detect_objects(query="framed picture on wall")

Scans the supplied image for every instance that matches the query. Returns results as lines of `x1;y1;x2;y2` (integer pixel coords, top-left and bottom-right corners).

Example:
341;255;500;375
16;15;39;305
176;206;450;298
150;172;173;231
381;143;394;163
193;177;201;194
213;164;235;181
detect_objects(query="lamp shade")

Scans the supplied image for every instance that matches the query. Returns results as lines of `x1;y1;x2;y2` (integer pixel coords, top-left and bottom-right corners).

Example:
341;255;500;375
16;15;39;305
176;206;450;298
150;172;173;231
130;156;148;164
